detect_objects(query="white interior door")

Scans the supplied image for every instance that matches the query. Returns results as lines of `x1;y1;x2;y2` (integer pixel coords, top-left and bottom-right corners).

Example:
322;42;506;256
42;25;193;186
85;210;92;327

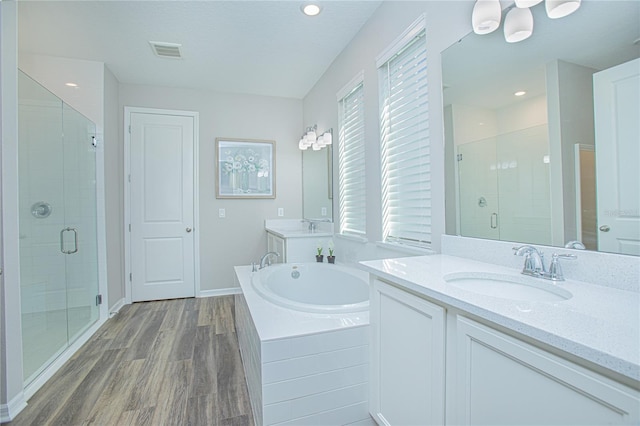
594;58;640;255
129;111;196;301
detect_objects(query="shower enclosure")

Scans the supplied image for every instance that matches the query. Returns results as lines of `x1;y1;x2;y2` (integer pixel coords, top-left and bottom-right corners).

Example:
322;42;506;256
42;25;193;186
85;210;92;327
18;70;100;385
457;124;552;246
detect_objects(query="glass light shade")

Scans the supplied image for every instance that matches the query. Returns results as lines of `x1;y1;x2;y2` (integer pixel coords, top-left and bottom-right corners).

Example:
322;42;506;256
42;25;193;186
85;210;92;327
312;142;321;151
306;130;317;143
316;135;326;147
322;131;333;145
299;139;308;150
504;7;533;43
545;0;581;19
472;0;502;35
515;0;543;7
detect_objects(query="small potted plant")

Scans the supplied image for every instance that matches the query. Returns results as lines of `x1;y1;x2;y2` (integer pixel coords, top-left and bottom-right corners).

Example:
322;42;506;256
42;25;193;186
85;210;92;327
327;241;335;264
316;244;324;262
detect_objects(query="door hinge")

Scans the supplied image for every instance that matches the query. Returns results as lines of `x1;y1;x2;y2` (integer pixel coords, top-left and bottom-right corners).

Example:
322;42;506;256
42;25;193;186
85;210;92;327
128;174;131;183
130;273;132;281
457;154;463;162
128;125;131;134
129;224;131;232
96;294;103;305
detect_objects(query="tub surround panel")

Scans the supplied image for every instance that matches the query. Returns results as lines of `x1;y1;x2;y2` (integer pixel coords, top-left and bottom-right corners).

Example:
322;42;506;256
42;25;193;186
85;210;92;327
442;235;640;292
359;255;639;383
234;265;372;425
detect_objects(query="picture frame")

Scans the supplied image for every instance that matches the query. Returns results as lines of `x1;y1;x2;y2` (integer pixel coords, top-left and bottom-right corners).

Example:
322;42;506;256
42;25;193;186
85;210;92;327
215;138;276;199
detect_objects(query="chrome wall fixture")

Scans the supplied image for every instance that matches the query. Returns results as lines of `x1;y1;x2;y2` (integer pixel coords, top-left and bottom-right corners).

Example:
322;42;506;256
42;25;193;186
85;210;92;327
472;0;581;43
298;125;333;151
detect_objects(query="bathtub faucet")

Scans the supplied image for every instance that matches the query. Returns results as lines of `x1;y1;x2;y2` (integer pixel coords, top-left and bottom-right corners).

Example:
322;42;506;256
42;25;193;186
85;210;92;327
259;251;280;269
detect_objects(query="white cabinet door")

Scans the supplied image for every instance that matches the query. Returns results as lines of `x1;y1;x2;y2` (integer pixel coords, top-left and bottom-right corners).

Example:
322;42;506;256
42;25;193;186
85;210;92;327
266;232;285;263
454;316;639;425
370;279;445;426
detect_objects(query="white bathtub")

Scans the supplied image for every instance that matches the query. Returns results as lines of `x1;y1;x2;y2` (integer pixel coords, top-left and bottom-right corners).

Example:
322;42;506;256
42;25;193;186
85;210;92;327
251;262;369;313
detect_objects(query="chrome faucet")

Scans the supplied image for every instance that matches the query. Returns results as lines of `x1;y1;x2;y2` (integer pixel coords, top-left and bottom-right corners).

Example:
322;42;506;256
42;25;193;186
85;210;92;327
513;245;546;277
259;251;280;269
302;219;317;232
513;245;577;281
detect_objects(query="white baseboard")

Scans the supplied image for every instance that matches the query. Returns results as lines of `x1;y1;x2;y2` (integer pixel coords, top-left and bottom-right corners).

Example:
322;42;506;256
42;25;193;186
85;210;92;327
0;391;27;423
108;297;127;316
198;287;242;298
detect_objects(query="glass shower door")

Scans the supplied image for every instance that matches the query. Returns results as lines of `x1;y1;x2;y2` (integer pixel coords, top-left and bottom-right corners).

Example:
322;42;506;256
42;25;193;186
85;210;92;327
18;70;99;385
62;103;99;344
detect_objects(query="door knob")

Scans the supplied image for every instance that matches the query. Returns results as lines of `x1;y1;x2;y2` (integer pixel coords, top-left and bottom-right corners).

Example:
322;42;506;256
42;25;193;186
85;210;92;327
599;225;610;232
186;227;192;233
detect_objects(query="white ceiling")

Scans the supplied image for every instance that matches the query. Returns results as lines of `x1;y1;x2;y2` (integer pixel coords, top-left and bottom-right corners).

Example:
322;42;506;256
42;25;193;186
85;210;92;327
17;0;383;99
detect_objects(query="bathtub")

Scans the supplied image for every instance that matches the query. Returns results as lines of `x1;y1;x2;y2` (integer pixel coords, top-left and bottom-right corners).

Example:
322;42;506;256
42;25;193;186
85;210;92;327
234;263;373;426
251;263;369;313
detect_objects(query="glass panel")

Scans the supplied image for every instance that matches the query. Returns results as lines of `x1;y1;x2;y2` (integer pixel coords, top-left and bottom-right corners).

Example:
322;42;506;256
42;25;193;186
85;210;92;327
18;70;99;385
18;71;69;384
457;124;551;245
62;103;99;343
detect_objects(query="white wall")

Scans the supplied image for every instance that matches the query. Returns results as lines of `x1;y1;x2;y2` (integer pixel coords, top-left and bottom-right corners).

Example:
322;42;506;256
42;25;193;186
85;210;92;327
547;59;597;245
1;1;27;419
303;0;475;256
118;84;303;292
103;65;122;308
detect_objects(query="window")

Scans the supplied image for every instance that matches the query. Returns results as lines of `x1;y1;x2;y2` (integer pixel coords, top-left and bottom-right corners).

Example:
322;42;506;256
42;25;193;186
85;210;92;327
337;73;366;236
378;17;430;246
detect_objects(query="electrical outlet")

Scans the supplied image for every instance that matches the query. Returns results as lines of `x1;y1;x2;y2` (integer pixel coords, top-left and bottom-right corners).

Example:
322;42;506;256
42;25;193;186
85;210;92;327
321;207;327;216
278;208;284;217
219;208;226;218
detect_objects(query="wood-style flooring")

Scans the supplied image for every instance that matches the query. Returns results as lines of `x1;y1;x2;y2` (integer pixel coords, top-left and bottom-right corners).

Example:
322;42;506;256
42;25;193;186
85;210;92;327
7;296;254;426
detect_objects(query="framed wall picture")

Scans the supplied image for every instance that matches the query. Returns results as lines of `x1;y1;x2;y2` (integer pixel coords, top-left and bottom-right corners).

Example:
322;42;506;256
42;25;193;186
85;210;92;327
216;138;276;199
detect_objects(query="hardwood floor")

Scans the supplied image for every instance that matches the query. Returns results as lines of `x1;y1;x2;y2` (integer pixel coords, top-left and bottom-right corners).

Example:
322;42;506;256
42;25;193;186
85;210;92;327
7;296;254;426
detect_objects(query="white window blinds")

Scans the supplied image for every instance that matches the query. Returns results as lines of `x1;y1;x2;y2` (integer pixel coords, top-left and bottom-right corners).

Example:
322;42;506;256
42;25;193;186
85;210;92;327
378;27;431;246
338;79;366;236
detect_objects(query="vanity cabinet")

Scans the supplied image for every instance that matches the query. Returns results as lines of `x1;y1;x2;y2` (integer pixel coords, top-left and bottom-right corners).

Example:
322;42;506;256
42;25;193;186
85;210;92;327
369;277;640;426
370;279;445;425
453;316;639;425
266;231;286;263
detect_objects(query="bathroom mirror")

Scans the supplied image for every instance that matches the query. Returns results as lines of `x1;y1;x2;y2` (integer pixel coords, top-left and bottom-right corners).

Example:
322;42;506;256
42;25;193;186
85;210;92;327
302;146;333;221
442;1;639;256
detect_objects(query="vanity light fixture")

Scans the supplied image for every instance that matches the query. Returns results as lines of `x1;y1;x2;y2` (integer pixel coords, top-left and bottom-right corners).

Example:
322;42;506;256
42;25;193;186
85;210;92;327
298;125;333;151
504;7;534;43
471;0;581;42
301;3;321;17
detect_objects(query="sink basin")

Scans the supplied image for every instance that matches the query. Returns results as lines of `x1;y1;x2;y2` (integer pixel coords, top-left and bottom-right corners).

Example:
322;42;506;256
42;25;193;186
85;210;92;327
443;272;572;302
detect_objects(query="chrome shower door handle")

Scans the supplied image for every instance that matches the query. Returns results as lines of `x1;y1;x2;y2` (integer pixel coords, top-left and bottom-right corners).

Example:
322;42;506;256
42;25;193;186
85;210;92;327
491;213;498;229
60;227;79;254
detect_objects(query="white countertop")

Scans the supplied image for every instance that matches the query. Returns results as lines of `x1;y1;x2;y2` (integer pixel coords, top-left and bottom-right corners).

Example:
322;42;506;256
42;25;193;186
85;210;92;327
235;265;369;342
359;255;640;383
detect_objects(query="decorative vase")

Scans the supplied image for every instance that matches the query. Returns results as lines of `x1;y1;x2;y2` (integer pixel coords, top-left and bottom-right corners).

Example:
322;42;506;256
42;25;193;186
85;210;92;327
327;255;335;264
241;171;249;192
316;255;324;262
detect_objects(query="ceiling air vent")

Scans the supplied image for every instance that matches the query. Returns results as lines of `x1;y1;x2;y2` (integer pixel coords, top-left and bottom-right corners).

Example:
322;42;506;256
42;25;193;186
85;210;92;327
149;41;182;59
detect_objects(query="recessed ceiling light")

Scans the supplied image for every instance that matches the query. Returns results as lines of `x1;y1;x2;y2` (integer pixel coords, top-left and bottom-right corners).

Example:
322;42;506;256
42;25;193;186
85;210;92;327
65;83;78;87
514;90;527;96
301;3;321;16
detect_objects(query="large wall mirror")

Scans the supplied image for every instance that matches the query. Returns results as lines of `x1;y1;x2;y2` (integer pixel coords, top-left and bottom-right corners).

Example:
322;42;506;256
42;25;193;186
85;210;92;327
443;0;639;256
302;146;333;221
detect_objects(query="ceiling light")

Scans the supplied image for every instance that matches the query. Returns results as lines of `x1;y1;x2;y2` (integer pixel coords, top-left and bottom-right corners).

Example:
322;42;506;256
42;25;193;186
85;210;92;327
515;0;543;7
472;0;502;35
65;82;78;87
546;0;581;19
301;4;321;17
504;7;533;43
514;90;527;96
